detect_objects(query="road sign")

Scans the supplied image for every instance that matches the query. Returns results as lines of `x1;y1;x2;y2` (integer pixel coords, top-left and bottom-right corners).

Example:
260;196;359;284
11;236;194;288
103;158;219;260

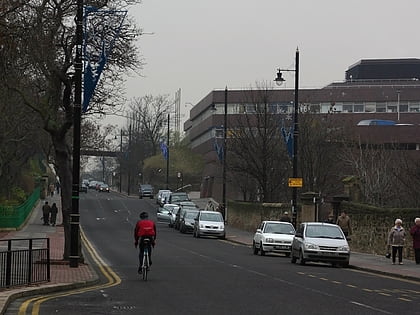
288;178;303;187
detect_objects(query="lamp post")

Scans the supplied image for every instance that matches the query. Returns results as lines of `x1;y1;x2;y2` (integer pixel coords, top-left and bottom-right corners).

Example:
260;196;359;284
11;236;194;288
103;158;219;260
70;0;84;268
222;87;228;223
166;113;170;189
274;48;300;227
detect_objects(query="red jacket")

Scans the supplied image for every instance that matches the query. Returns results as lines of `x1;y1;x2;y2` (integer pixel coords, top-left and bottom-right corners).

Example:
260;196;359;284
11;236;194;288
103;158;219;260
410;225;420;249
134;219;156;242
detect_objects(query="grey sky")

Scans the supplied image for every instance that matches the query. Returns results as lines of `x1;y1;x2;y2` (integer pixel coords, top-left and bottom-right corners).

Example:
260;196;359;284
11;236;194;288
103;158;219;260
110;0;420;126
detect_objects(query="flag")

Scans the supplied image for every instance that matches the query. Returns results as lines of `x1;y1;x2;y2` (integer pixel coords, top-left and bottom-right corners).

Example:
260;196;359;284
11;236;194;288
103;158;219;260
214;139;224;162
160;142;169;160
281;126;294;158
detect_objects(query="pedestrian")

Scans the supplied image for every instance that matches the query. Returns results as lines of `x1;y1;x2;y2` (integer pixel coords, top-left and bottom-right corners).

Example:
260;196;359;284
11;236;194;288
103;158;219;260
336;210;352;238
388;218;407;265
409;217;420;264
50;203;58;226
49;184;55;197
325;213;335;224
42;201;51;225
280;211;291;223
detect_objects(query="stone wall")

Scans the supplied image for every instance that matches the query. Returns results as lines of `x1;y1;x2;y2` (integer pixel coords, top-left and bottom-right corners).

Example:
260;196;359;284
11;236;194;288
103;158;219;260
227;200;419;259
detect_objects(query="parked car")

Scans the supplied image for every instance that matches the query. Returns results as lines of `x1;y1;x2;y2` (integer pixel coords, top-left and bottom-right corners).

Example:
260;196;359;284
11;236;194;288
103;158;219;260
162;204;180;227
156;189;171;206
98;183;110;192
139;184;154;199
174;206;197;230
290;222;350;267
252;221;295;256
179;209;199;233
178;201;197;208
157;206;172;224
193;211;225;239
168;192;190;205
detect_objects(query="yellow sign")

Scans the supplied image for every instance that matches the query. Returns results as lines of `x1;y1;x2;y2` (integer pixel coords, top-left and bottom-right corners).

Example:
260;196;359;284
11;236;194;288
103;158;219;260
288;178;303;188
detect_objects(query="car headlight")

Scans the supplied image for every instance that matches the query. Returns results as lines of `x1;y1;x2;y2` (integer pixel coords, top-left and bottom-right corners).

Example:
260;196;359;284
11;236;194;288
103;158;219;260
304;243;320;250
337;245;350;252
266;238;274;243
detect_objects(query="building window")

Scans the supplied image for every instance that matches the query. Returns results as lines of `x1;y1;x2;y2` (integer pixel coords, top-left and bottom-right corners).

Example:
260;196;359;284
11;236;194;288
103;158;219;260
409;102;420;112
354;104;364;112
365;103;376;112
244;104;256;113
387;103;397;113
399;102;408;113
376;102;386;112
342;103;353;113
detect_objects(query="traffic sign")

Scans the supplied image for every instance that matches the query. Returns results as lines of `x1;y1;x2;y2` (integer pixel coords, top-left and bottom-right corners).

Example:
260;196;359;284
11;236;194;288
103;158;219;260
288;178;303;187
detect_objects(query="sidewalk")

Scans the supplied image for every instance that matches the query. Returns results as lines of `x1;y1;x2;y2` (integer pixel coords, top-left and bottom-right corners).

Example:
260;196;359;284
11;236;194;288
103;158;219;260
0;193;98;315
1;197;419;315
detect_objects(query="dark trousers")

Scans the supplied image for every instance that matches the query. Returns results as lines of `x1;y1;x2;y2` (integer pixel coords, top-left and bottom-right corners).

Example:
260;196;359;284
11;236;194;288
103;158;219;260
50;213;57;225
414;248;420;264
43;213;49;225
391;246;403;263
139;236;153;267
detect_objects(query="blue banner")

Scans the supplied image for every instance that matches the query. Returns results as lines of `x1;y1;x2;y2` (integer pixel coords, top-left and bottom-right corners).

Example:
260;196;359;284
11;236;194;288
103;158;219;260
160;142;169;160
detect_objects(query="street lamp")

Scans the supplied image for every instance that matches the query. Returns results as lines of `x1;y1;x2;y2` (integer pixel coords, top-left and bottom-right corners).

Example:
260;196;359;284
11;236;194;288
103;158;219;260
222;87;228;223
274;48;300;227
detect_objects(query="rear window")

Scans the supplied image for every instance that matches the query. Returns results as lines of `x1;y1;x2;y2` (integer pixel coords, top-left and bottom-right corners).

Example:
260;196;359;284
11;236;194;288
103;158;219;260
200;212;223;222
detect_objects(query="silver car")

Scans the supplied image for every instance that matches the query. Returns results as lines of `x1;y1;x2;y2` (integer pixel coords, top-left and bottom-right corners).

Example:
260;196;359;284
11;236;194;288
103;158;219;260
291;222;350;267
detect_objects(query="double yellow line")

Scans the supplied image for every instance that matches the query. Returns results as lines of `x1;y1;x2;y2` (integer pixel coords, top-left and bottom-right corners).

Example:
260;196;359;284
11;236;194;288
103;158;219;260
18;228;121;315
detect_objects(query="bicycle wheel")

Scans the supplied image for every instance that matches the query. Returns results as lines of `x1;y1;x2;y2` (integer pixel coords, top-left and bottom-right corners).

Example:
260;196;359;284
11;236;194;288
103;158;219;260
142;252;148;281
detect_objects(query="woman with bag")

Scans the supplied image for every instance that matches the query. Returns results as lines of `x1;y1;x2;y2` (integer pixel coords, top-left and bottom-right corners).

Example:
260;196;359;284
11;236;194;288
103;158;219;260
388;218;406;265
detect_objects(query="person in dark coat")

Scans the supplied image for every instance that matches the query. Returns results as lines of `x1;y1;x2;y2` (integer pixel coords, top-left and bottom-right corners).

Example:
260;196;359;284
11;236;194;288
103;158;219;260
42;201;51;225
410;217;420;264
50;203;58;226
280;211;291;223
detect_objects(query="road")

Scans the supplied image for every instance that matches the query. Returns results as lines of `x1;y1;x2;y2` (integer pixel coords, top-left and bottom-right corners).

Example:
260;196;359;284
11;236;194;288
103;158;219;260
7;192;420;314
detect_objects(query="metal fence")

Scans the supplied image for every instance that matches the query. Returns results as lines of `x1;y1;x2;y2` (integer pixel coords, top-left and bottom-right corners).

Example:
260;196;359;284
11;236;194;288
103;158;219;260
0;238;50;289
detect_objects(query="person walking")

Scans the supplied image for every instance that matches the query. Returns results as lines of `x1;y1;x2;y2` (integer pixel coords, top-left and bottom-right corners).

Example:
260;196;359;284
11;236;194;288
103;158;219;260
336;210;352;238
50;203;58;226
409;217;420;264
280;211;291;223
388;218;407;265
42;201;51;225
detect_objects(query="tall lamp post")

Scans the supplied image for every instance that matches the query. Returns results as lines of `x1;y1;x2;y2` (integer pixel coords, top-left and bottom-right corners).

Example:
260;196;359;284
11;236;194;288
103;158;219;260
222;87;228;223
274;48;300;227
70;0;84;268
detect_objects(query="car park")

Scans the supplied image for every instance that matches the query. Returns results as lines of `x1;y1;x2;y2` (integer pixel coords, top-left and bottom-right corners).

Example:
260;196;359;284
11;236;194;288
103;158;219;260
193;211;225;239
179;209;199;233
139;184;154;199
290;222;350;267
252;221;295;256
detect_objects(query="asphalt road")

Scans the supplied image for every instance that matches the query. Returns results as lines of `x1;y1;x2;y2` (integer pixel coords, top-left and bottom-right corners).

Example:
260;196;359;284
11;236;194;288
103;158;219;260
7;192;420;314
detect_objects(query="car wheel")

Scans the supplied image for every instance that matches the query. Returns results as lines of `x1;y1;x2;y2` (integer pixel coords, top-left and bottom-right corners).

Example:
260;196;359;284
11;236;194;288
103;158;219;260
219;233;226;240
299;250;306;265
259;242;265;256
252;241;259;255
291;251;297;264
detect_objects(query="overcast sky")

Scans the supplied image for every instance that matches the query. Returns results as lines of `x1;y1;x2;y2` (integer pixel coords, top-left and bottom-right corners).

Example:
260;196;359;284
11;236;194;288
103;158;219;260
107;0;420;126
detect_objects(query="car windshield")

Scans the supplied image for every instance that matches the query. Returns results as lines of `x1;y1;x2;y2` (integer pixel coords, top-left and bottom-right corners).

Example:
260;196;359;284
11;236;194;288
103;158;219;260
200;212;223;222
171;194;189;202
264;223;295;234
305;225;344;239
185;211;199;219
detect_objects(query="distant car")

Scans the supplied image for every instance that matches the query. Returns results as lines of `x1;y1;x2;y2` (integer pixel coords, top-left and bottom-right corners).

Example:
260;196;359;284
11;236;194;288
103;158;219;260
168;192;190;205
193;211;225;239
157;206;172;224
252;221;295;256
95;181;105;191
156;189;171;206
291;222;350;267
79;184;88;193
178;201;197;208
98;183;110;192
179;209;199;233
139;184;154;199
88;181;98;189
357;119;395;126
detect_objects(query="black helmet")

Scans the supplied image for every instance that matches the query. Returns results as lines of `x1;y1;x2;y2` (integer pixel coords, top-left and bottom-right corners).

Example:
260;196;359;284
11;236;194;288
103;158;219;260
140;211;148;219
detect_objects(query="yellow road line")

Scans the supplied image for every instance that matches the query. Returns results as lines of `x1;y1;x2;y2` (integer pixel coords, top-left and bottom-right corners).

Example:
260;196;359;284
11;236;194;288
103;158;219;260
18;227;121;315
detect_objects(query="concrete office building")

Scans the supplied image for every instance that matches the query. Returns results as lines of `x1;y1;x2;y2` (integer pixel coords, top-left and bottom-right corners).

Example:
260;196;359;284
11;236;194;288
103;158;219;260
184;59;420;201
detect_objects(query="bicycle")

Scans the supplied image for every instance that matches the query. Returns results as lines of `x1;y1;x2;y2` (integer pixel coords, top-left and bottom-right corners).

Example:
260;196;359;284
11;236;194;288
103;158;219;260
141;239;151;281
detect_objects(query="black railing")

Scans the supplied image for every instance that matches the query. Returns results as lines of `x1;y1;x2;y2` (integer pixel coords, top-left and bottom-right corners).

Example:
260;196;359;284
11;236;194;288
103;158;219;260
0;238;50;289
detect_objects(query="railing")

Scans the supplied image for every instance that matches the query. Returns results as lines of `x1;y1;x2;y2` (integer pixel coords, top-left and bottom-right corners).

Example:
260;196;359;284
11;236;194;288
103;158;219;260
0;238;50;289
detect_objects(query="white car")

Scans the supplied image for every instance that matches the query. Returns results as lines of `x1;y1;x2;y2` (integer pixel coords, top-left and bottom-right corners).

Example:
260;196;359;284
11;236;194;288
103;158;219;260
162;203;180;227
290;222;350;267
252;221;295;256
193;211;225;239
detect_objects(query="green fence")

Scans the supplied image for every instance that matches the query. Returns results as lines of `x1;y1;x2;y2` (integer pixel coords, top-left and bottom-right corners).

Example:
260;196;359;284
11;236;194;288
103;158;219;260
0;188;40;229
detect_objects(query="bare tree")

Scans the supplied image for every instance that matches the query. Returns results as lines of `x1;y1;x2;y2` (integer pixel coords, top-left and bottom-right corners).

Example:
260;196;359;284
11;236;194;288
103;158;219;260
0;0;143;260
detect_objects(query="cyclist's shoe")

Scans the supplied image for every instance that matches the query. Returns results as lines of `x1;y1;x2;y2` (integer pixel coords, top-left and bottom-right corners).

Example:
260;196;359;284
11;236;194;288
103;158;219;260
138;266;142;274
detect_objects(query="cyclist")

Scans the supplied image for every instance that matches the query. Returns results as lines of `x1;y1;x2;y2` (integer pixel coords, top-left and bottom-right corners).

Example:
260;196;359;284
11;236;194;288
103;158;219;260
134;211;156;274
